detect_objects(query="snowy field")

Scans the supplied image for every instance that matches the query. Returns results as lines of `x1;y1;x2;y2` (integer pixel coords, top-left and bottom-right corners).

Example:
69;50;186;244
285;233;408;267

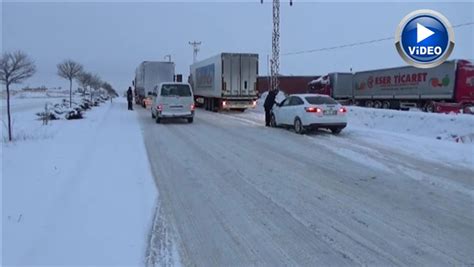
0;89;70;100
2;98;159;265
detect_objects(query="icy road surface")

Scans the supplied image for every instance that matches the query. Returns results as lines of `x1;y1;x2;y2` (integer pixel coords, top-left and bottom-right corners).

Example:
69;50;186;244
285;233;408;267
138;108;474;266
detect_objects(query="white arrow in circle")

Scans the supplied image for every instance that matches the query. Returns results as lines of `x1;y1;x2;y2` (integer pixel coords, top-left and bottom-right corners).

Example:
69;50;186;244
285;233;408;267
417;23;435;43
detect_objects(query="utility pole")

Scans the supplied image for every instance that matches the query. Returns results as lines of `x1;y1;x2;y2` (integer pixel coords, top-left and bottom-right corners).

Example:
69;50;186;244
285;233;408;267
261;0;292;92
189;41;202;63
164;54;171;62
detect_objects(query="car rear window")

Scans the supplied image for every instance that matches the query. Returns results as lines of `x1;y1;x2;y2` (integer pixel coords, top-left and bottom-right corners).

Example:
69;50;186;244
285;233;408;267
305;96;337;105
161;84;191;97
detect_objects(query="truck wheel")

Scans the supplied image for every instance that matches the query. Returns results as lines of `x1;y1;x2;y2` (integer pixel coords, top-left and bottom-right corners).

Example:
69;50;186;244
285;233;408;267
424;102;435;113
187;117;194;123
331;127;342;134
462;105;473;114
365;100;374;108
294;118;304;134
212;99;218;112
382;101;391;109
155;117;161;124
373;100;382;109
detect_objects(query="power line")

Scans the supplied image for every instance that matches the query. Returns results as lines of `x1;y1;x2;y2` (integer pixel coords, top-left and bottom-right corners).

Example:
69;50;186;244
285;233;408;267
281;22;473;56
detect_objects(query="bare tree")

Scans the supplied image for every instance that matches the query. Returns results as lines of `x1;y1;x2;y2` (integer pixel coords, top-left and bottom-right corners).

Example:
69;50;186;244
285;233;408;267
0;51;36;141
57;60;83;107
89;74;102;101
102;82;118;98
76;71;92;98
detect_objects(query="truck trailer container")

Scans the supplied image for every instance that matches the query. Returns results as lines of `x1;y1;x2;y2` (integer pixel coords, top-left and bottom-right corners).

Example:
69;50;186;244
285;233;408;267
189;53;258;111
134;61;175;107
257;75;319;95
309;60;474;113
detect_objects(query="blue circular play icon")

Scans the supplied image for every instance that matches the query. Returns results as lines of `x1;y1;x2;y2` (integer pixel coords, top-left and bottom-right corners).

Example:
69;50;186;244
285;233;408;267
395;10;455;68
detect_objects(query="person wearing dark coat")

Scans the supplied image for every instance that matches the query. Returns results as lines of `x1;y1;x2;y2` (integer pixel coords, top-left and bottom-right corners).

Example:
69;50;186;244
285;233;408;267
127;87;133;110
263;90;278;126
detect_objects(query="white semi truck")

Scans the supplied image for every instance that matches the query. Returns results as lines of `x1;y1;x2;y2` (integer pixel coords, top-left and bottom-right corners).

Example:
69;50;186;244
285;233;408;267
189;53;258;111
134;61;175;107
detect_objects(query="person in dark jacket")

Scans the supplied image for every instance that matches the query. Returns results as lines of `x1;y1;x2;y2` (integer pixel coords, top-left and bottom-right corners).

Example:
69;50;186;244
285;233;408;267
263;90;278;126
127;87;133;110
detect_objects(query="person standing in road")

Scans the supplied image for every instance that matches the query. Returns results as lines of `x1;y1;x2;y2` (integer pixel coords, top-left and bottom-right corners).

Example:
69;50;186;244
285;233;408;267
263;90;278;126
127;86;134;110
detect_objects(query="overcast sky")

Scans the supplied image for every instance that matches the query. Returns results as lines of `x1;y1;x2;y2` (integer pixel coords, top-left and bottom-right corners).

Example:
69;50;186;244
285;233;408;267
2;1;473;93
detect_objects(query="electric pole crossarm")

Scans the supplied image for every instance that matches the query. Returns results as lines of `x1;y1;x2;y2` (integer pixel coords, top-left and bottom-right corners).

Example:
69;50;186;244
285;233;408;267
189;41;202;63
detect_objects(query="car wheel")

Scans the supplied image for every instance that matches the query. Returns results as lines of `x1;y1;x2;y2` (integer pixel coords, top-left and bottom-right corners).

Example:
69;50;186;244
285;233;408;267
187;117;194;123
270;113;277;127
294;118;304;134
331;127;342;134
155;117;161;124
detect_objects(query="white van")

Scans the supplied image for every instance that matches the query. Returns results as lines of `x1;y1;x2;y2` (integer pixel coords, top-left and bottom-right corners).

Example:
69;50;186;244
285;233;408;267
150;82;195;123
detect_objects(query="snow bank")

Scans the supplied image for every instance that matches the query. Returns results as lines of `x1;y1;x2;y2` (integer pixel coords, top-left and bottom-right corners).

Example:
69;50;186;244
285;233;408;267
3;99;157;265
347;106;474;143
253;92;474;144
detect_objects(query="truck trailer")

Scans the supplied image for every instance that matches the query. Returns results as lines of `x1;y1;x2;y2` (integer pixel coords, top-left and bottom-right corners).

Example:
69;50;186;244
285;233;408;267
134;61;175;107
309;60;474;113
189;53;258;111
257;75;319;95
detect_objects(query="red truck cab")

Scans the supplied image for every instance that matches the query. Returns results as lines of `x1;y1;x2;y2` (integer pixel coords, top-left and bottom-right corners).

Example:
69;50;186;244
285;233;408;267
436;60;474;113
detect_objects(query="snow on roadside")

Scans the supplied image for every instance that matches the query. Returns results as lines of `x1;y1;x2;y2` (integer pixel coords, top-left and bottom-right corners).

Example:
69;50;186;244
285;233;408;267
2;99;158;265
347;106;474;143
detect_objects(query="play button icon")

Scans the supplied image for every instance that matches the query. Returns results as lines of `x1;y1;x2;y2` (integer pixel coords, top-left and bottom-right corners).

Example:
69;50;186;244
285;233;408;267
395;9;455;68
417;23;435;43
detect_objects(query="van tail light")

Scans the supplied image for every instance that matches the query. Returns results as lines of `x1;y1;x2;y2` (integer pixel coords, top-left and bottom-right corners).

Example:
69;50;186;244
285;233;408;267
190;103;195;111
339;107;347;113
305;106;322;113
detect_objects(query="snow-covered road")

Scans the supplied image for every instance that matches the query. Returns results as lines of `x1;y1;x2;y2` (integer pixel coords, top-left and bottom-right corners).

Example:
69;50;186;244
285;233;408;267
139;108;474;266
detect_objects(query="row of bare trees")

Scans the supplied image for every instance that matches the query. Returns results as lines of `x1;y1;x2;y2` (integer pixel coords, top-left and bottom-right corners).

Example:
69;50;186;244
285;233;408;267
1;50;118;142
57;60;118;107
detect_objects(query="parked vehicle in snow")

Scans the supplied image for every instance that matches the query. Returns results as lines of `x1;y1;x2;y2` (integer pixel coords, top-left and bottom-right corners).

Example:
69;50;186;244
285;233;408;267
189;53;258;111
134;61;175;108
270;94;347;134
150;82;195;123
309;60;474;113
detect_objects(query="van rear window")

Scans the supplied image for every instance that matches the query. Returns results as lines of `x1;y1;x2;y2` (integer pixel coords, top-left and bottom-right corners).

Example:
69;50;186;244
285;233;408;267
305;96;337;105
161;84;191;97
